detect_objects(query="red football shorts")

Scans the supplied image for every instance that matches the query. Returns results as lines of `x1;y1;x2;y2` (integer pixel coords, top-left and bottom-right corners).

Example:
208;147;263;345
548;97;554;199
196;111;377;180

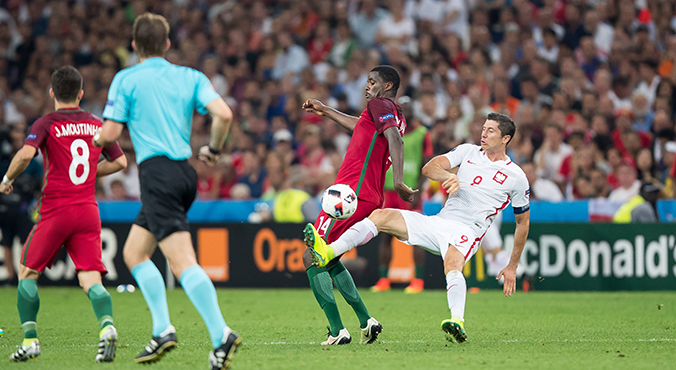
21;204;107;275
383;190;421;212
314;198;379;244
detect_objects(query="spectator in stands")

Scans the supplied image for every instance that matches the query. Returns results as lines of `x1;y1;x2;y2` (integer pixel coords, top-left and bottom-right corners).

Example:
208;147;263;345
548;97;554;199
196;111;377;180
611;109;651;158
349;0;389;48
609;75;633;112
272;31;309;81
635;60;660;106
537;28;559;64
609;162;641;203
0;0;674;211
522;162;563;202
573;176;596;199
590;168;612;198
583;8;614;57
272;166;319;223
491;77;520;117
261;151;288;201
631;93;654;133
329;22;357;68
238;149;267;198
535;123;572;184
109;179;131;200
375;0;416;52
613;182;660;223
578;36;602;82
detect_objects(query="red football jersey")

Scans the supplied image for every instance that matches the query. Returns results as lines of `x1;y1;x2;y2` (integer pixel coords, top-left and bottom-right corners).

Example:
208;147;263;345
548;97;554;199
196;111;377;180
24;108;124;215
335;97;406;207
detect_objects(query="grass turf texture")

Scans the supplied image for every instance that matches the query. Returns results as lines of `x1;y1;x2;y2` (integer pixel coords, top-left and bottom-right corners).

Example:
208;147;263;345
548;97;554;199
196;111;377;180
0;287;674;369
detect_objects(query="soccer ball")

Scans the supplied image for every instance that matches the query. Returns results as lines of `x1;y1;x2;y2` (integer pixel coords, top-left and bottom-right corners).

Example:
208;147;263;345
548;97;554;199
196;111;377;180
321;184;358;220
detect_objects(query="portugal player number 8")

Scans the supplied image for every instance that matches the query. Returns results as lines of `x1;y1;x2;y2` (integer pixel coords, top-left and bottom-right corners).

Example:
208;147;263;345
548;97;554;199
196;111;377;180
69;138;90;185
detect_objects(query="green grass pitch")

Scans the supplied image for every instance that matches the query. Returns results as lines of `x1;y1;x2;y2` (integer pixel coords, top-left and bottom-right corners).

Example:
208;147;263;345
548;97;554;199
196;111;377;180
1;287;675;369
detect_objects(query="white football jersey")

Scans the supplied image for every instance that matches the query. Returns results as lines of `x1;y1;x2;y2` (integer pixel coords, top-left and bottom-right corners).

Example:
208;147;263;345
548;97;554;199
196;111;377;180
438;144;530;238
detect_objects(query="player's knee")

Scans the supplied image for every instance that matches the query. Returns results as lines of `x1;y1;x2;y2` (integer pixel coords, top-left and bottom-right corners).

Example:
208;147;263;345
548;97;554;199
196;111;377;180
443;248;465;274
303;248;313;268
18;265;38;281
123;245;145;270
368;209;389;226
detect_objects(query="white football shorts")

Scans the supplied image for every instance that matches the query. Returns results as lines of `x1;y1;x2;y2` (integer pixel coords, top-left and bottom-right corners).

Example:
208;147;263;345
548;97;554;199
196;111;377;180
398;209;482;262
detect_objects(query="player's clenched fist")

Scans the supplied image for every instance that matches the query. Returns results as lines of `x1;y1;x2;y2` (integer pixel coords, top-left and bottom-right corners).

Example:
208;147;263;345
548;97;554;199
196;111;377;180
197;145;218;166
302;99;326;116
0;182;12;194
442;173;460;195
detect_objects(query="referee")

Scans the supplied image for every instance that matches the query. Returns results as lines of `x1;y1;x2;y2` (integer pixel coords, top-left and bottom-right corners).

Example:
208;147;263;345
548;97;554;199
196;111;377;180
94;13;239;369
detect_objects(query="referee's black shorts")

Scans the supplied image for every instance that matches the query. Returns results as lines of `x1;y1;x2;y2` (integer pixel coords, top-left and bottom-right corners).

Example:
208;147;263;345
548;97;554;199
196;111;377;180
134;156;197;241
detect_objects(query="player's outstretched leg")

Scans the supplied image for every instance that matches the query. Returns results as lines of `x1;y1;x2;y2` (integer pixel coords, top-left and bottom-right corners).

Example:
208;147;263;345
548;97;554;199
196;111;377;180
327;261;382;344
131;261;176;363
304;224;334;267
11;276;41;362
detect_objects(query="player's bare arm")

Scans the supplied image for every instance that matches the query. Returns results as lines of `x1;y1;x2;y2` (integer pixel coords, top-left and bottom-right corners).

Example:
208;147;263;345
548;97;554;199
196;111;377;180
422;155;460;195
497;210;530;297
198;98;234;166
384;126;417;202
96;154;128;177
0;145;37;194
302;98;359;131
94;119;125;147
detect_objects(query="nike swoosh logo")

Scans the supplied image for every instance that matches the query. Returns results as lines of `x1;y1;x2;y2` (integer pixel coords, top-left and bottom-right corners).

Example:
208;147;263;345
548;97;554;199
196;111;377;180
467;160;476;165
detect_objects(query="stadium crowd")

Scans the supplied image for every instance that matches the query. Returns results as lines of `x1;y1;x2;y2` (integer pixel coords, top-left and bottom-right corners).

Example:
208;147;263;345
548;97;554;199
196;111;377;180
1;0;676;208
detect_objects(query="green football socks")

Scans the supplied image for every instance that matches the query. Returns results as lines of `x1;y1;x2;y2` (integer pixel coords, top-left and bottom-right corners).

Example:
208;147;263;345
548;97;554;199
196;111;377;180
329;261;370;328
307;265;344;336
415;264;425;280
17;278;39;340
87;283;114;330
379;265;389;279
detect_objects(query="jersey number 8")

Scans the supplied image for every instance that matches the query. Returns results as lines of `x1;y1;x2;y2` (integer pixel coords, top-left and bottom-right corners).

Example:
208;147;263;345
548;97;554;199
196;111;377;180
69;139;90;185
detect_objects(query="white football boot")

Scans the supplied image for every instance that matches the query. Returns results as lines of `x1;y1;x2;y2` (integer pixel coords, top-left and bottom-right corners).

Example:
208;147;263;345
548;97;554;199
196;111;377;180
360;317;383;344
321;328;351;345
9;339;40;362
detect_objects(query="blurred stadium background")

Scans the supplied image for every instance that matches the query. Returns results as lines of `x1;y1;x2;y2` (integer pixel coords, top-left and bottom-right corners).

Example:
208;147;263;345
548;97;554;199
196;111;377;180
1;0;676;328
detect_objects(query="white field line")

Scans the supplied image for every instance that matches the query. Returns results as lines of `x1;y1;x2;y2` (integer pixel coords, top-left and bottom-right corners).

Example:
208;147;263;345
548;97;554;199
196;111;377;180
250;338;676;345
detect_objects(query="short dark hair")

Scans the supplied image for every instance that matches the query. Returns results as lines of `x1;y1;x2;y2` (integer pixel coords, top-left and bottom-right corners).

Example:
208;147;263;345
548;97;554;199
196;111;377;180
487;112;516;145
371;65;400;95
51;66;83;102
133;13;170;58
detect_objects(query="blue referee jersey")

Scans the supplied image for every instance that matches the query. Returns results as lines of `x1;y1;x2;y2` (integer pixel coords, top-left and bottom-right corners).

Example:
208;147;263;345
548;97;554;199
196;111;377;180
103;57;220;164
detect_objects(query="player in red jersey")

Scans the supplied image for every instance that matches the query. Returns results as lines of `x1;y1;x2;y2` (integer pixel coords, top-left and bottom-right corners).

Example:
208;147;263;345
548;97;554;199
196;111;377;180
301;65;416;345
0;66;127;363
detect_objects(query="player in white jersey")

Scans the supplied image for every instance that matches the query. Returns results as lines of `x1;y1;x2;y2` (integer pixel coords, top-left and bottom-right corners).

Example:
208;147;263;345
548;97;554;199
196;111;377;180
305;112;531;343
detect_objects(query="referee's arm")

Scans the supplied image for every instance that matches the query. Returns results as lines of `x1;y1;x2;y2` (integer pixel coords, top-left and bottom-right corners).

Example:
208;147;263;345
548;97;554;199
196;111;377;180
94;120;125;148
198;98;233;165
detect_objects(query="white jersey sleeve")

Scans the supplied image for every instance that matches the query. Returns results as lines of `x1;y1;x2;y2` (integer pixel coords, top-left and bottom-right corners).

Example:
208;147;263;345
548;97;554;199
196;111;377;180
443;143;476;168
510;171;530;214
